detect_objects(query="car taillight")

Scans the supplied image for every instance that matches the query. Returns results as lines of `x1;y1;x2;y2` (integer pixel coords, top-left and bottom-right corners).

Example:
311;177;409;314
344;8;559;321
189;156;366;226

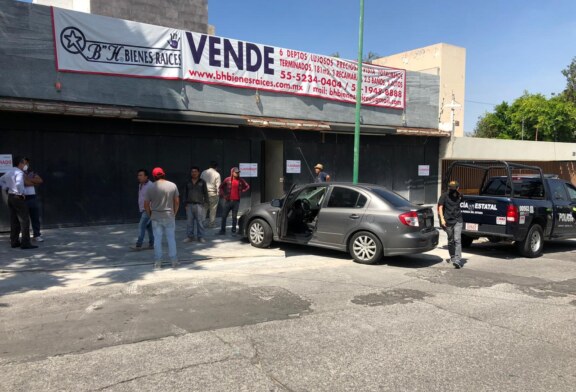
506;204;518;222
399;211;419;226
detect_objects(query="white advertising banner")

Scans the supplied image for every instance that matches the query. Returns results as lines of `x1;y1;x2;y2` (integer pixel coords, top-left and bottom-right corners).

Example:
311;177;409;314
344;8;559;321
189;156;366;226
51;8;407;108
52;7;182;79
182;32;406;109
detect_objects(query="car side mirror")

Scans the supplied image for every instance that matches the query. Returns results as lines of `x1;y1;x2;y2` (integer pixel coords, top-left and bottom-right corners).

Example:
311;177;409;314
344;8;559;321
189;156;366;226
271;199;283;208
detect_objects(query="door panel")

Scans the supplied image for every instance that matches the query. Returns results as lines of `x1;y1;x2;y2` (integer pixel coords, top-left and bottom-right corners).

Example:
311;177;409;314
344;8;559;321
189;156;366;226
312;186;367;245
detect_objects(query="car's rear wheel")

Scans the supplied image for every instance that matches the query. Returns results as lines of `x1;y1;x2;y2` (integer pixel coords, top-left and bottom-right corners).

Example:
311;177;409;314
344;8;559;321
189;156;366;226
349;231;383;264
248;219;273;248
516;224;543;258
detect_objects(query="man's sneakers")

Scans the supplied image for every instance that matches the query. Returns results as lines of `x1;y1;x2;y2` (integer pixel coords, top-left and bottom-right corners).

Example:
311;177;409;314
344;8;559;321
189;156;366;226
183;237;195;243
198;238;206;243
154;261;162;269
32;236;44;242
453;261;463;269
171;260;179;268
131;244;154;251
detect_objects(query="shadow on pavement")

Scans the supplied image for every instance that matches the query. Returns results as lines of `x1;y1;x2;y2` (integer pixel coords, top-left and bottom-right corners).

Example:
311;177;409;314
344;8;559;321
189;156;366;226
0;221;261;296
459;238;576;260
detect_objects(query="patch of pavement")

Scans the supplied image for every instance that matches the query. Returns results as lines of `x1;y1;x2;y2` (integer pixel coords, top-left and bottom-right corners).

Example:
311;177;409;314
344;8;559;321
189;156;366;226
409;269;576;299
351;289;431;307
0;281;312;363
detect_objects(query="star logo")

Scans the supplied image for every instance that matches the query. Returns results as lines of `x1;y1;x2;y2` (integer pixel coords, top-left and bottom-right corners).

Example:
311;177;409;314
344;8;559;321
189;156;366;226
60;27;86;54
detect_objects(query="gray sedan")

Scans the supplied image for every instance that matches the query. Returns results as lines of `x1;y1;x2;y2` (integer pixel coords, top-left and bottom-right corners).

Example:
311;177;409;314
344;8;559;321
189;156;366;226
239;183;439;264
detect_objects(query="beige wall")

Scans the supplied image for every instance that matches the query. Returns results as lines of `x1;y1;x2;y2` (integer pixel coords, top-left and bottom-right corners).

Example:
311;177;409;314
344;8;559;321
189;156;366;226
374;43;466;137
444;137;576;161
33;0;90;12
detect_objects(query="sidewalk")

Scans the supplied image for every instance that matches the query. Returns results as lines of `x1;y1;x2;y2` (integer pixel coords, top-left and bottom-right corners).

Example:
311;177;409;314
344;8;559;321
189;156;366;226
0;220;284;272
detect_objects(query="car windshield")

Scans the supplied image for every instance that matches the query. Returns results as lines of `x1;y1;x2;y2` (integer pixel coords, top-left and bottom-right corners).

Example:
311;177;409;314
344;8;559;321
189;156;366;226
369;187;414;208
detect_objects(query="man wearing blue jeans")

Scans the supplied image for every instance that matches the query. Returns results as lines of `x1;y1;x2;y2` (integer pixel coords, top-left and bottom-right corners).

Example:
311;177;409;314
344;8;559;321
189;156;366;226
131;169;154;250
183;166;209;243
145;167;180;269
438;180;464;269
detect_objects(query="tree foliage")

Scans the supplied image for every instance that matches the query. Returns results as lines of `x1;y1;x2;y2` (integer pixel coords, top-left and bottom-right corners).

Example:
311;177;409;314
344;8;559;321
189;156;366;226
473;93;576;142
562;57;576;103
473;58;576;141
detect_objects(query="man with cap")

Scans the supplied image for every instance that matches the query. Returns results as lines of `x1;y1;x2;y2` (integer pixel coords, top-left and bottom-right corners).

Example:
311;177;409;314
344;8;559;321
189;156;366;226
314;163;331;183
438;180;464;269
144;167;180;269
218;166;250;234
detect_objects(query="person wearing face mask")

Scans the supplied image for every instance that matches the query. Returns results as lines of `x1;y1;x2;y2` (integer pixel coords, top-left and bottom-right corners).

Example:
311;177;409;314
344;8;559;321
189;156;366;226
438;180;463;268
0;156;38;249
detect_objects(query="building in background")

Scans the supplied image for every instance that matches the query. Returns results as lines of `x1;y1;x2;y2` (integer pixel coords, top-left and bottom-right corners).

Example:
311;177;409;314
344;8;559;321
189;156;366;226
1;0;445;229
33;0;209;33
374;43;466;137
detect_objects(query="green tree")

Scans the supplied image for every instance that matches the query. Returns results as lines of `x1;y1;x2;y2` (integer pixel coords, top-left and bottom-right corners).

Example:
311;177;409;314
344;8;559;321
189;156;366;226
473;93;576;142
473;102;511;139
561;57;576;103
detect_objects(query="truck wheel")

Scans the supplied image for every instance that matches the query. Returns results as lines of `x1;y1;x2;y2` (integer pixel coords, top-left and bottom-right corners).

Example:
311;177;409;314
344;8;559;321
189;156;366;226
516;224;543;258
461;235;473;248
248;219;273;248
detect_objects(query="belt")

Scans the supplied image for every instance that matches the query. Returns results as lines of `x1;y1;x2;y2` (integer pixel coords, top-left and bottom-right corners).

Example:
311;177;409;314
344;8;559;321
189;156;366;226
8;193;24;199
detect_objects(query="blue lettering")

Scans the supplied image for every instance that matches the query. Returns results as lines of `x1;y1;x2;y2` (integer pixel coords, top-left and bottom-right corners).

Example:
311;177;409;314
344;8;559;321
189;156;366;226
86;43;102;60
208;36;221;67
246;43;261;72
263;46;274;75
185;32;206;64
223;39;243;70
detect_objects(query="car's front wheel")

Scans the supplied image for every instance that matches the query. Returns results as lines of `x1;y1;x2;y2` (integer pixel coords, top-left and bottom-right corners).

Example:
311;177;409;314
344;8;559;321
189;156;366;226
349;231;383;264
248;218;273;248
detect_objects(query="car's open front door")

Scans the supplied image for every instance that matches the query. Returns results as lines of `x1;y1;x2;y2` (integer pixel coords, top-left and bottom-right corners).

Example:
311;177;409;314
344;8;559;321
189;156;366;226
277;184;296;240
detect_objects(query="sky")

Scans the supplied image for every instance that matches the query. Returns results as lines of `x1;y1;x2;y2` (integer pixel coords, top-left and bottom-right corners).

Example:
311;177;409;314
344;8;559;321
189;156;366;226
208;0;576;133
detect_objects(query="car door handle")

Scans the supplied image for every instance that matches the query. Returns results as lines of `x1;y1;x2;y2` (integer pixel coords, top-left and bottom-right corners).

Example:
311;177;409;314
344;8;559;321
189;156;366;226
349;214;360;219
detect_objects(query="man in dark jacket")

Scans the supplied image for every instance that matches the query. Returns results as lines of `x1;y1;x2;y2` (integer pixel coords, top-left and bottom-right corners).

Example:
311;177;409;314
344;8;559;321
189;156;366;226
218;166;250;234
438;180;464;269
183;166;209;243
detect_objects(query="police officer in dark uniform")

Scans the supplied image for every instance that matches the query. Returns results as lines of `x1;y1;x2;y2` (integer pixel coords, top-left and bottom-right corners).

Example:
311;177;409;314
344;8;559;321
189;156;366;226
438;180;463;268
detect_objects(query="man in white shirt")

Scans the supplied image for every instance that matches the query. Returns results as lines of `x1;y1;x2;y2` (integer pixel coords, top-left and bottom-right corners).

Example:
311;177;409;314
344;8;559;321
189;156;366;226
0;156;38;249
200;161;221;228
24;165;44;242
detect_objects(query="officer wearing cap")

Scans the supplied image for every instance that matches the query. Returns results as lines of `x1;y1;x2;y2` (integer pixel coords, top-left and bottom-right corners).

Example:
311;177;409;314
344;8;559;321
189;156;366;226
438;180;464;269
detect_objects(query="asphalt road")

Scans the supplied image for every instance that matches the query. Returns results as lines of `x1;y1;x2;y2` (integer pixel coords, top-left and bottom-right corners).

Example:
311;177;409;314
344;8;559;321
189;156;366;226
1;235;575;391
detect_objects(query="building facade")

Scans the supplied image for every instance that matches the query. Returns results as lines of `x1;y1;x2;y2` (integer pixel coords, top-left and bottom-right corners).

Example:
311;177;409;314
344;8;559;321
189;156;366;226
374;43;466;137
0;0;447;230
33;0;209;33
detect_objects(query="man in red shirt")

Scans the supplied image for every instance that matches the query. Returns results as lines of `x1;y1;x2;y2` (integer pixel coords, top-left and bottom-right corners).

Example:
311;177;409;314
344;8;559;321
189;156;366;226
218;167;250;234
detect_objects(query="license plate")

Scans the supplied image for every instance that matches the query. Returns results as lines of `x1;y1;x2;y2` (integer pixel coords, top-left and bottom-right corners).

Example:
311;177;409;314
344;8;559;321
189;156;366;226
465;223;479;231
